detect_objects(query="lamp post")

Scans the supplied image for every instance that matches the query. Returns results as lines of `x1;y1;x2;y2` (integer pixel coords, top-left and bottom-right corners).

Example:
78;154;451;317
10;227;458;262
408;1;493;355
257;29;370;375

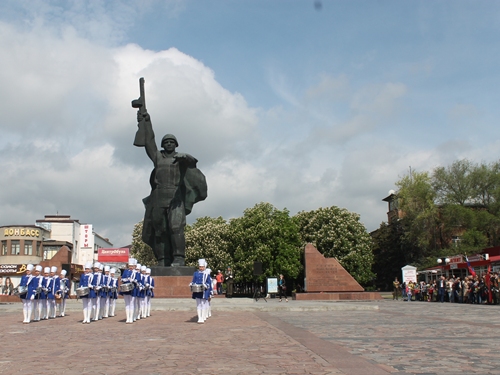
437;257;450;278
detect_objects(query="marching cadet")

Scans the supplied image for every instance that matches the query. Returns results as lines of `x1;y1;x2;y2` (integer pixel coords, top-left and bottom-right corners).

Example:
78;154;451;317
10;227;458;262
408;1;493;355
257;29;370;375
32;265;43;321
120;258;138;323
108;268;118;317
90;263;102;321
139;265;147;319
102;265;111;318
47;266;60;319
40;267;51;320
205;268;213;319
58;269;69;317
19;264;34;324
145;268;154;318
190;259;211;324
133;263;143;321
80;262;93;324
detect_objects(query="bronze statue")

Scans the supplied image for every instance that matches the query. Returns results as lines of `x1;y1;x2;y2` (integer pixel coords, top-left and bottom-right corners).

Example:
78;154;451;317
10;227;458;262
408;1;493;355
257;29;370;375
132;78;207;266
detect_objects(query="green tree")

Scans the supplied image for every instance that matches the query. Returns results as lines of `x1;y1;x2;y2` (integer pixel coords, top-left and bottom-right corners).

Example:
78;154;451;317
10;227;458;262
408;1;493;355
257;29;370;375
396;170;439;265
371;221;406;290
130;221;157;266
185;216;233;273
230;202;302;283
294;206;374;285
433;159;474;205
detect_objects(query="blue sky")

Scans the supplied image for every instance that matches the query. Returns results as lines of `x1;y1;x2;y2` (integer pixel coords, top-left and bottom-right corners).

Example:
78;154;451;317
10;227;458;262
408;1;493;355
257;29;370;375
1;0;500;247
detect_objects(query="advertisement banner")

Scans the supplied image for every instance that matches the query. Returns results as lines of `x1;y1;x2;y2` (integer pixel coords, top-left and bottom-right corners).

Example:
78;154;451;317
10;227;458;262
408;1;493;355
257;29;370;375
98;248;129;263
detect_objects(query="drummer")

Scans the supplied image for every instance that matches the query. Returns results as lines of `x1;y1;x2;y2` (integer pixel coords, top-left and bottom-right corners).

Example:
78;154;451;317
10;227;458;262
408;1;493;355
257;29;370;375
145;268;154;318
90;263;103;321
47;266;60;319
134;263;143;322
102;265;111;318
79;262;93;324
19;264;34;324
120;258;137;324
138;265;147;319
108;268;118;317
58;270;69;317
31;265;43;322
40;267;51;320
190;259;211;324
205;268;213;320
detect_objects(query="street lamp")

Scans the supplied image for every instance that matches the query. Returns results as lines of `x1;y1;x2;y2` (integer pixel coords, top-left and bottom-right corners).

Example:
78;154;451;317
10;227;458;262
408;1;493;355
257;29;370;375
437;257;450;278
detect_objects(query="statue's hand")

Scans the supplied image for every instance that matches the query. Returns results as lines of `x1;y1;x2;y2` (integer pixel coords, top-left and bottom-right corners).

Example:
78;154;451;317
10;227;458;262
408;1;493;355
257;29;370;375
137;110;150;123
173;153;187;161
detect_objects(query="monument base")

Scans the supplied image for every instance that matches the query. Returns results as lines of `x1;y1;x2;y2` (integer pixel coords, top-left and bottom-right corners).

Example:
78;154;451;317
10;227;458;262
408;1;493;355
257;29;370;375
151;275;194;298
150;266;196;277
293;291;382;301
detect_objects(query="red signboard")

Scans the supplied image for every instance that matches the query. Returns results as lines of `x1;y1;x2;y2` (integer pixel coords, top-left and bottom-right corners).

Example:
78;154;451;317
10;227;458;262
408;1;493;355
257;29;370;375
98;248;129;263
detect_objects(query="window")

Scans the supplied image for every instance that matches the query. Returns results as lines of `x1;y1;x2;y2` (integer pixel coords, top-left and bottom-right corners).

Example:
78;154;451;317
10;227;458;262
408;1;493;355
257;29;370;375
1;241;7;256
11;240;20;255
35;242;40;257
24;241;33;256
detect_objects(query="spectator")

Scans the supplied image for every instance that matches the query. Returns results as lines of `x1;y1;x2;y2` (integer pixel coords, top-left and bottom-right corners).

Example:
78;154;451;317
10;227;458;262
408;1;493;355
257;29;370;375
225;267;234;298
437;276;446;302
392;277;400;300
215;270;224;295
278;274;288;302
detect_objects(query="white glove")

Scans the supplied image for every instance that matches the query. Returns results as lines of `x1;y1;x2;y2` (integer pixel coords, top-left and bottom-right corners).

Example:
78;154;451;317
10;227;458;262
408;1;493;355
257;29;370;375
145;283;150;288
30;295;34;300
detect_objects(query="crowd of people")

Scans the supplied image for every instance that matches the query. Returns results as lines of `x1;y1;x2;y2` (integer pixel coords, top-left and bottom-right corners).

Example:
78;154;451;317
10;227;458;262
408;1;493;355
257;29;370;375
393;273;500;304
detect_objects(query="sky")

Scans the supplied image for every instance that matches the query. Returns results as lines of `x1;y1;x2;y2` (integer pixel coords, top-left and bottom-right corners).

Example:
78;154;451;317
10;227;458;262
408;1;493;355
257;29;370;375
1;0;500;247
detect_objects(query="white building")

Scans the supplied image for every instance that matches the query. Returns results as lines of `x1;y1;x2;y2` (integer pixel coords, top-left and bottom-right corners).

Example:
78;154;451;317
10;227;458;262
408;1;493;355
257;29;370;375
35;215;112;266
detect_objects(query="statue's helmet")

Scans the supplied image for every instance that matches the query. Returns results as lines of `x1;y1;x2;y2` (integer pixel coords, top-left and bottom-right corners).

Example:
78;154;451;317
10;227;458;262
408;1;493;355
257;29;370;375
161;134;178;147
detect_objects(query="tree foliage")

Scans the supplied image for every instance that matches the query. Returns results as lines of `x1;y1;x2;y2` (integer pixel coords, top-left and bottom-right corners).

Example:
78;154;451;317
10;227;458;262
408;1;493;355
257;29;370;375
130;221;157;267
230;202;303;283
185;216;233;273
294;206;375;284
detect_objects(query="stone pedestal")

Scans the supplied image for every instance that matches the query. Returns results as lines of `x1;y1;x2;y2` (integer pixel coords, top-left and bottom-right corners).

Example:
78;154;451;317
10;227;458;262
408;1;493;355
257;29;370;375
150;266;195;277
152;275;193;298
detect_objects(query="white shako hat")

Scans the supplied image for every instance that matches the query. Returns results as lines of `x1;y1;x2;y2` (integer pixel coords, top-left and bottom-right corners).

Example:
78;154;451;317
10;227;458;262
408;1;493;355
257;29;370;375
146;268;151;274
129;258;137;266
85;262;92;269
44;267;50;273
99;264;104;271
198;258;206;267
104;265;110;272
136;263;141;270
27;264;34;271
61;270;67;276
110;268;116;274
35;265;42;272
51;266;57;273
141;265;147;271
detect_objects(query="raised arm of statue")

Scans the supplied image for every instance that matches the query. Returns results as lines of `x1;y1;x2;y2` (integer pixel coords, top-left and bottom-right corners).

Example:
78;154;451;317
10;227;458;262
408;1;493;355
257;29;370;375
136;111;158;163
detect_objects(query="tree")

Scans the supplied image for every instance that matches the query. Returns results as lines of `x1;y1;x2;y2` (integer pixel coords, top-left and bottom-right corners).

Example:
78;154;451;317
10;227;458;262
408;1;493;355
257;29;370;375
130;221;157;266
230;202;302;283
371;221;406;290
185;216;233;273
395;169;439;265
433;159;474;205
294;206;374;285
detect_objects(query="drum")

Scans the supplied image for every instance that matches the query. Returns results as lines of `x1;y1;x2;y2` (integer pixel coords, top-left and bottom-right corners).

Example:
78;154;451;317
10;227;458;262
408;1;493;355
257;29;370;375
119;283;135;293
75;287;90;297
15;285;28;296
190;284;204;293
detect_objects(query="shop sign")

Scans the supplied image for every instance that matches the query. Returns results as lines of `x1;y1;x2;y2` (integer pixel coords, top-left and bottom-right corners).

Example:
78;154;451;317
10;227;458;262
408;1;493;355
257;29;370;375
0;264;27;274
3;228;40;238
98;248;129;263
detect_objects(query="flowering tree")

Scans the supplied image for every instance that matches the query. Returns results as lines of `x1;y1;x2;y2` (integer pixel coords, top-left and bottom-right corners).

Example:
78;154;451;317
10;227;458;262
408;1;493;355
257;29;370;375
294;206;374;284
230;202;302;282
130;221;157;267
185;216;233;274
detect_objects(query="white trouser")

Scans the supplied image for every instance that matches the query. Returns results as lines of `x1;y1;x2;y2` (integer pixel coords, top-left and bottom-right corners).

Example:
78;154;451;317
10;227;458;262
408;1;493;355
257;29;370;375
22;299;32;323
146;296;151;317
134;297;141;320
58;298;67;316
110;298;116;316
103;297;110;317
124;295;134;323
82;297;92;323
99;296;106;319
92;297;100;320
196;298;204;323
